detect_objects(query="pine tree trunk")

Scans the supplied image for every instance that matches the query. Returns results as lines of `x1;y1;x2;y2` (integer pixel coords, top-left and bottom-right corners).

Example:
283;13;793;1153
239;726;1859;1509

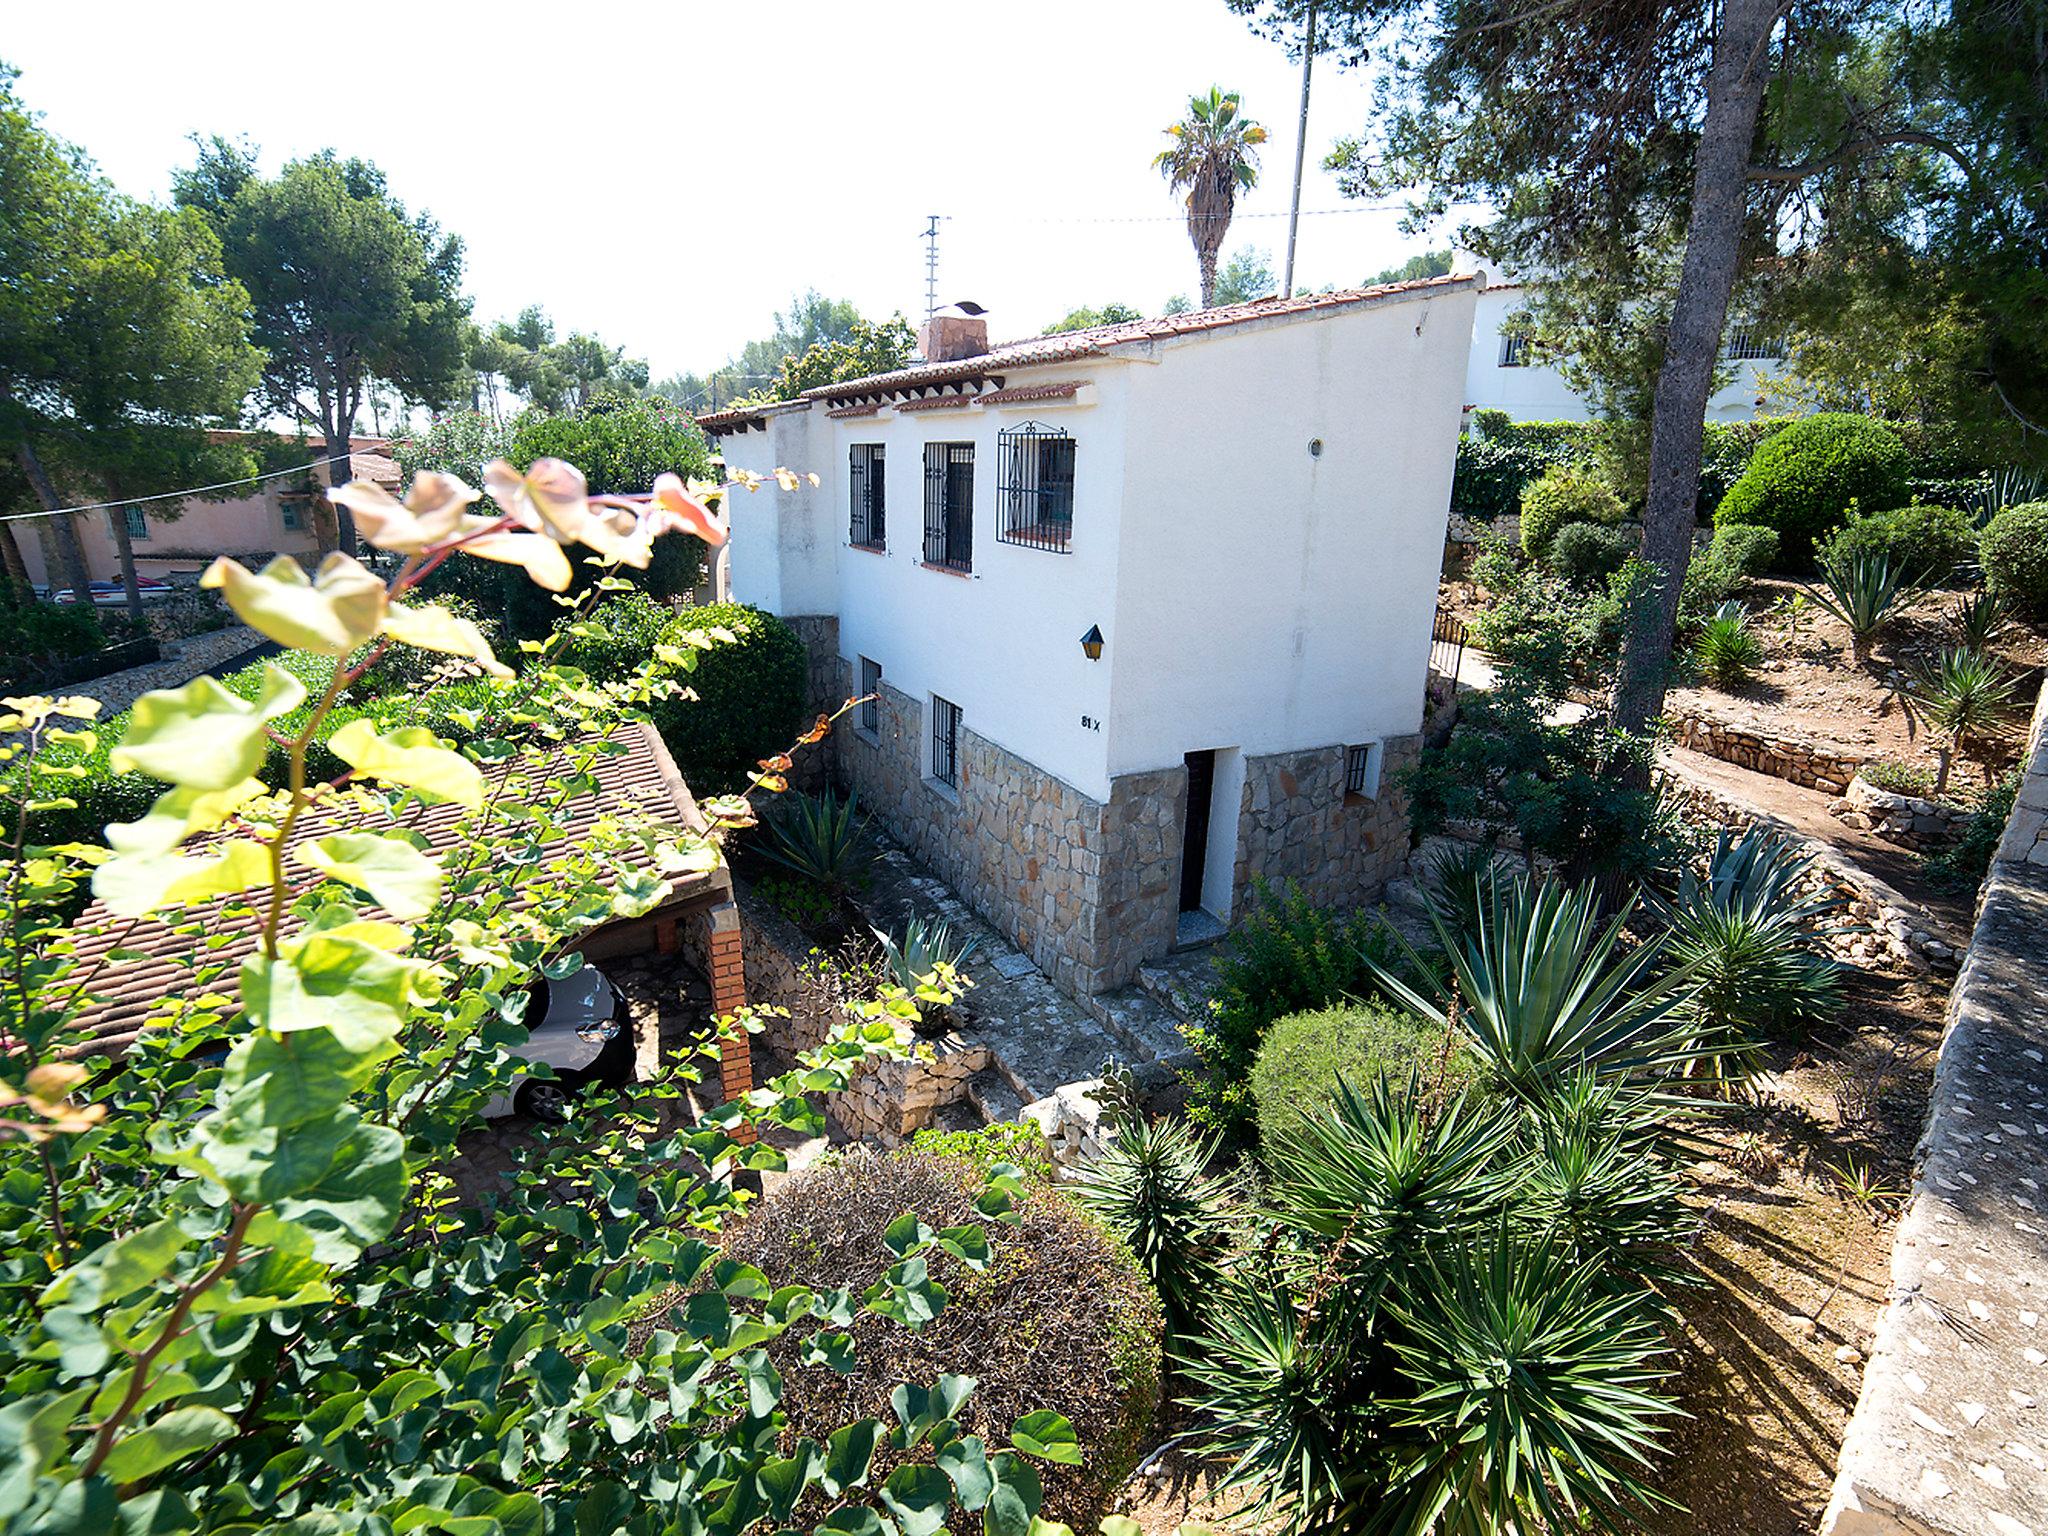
104;474;144;622
1610;0;1781;744
15;441;92;606
0;520;31;601
325;428;356;558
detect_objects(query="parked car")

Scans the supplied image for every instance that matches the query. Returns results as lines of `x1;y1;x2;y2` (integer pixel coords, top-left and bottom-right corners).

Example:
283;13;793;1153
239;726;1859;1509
46;577;174;606
483;957;635;1120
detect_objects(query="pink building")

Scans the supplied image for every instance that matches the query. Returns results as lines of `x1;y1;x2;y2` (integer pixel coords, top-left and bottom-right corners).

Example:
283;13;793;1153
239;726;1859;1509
18;437;400;591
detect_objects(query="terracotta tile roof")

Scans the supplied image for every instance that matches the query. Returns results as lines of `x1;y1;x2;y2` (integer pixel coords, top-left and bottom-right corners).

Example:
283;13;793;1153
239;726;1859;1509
974;381;1084;407
892;394;978;413
823;403;883;420
802;274;1481;403
62;722;725;1058
696;274;1480;435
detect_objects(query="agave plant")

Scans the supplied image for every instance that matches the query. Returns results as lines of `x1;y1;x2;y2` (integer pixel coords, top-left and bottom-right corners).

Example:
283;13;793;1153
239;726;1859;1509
1370;875;1711;1097
1658;828;1839;1081
872;915;982;1012
1070;1065;1241;1337
757;788;874;895
1693;599;1765;688
1906;646;2020;796
1970;465;2048;528
1950;588;2009;648
1806;552;1925;663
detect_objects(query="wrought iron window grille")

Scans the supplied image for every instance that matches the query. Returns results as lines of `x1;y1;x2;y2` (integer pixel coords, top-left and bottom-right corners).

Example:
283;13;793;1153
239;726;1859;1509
995;422;1075;554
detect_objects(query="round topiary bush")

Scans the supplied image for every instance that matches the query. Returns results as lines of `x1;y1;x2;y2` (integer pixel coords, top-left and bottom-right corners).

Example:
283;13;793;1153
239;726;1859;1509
1714;412;1910;567
1980;500;2048;617
651;601;809;793
1548;521;1637;587
1519;464;1626;559
1707;522;1781;580
1818;502;1975;583
553;591;679;684
717;1150;1164;1525
1251;1002;1472;1156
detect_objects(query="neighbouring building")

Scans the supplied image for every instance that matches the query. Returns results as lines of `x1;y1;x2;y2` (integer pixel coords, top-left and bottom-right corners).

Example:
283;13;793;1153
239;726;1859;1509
1463;277;1795;424
700;276;1481;997
16;435;397;592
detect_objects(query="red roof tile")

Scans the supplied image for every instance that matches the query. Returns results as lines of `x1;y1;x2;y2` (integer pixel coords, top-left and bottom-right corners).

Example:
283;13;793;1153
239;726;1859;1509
974;381;1084;407
61;723;724;1058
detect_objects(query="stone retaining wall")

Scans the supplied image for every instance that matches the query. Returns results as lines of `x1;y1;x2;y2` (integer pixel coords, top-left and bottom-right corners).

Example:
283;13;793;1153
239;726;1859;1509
1821;679;2048;1536
1831;774;1971;852
783;614;841;793
1233;739;1419;910
1667;708;1865;794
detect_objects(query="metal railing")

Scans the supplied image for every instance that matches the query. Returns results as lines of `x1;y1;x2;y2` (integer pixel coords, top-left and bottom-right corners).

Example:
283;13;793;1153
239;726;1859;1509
1430;607;1467;683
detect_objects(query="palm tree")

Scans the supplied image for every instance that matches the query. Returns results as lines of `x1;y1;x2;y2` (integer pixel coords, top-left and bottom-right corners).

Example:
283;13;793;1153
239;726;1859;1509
1154;88;1267;308
1906;646;2019;797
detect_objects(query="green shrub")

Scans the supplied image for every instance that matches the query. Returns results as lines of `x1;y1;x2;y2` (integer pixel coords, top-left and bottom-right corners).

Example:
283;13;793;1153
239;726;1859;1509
908;1119;1055;1185
1698;419;1793;513
1520;464;1625;558
759;788;875;894
551;591;678;683
1183;881;1400;1144
719;1150;1163;1524
1923;768;2020;894
1709;523;1781;578
1714;412;1911;567
0;597;108;692
1861;758;1934;797
1692;601;1766;689
1979;500;2048;617
1548;521;1635;586
1251;1002;1469;1154
1450;420;1603;524
650;601;808;793
1819;502;1975;583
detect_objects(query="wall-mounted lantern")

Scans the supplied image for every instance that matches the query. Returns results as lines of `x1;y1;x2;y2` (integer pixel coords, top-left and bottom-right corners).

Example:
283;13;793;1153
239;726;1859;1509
1080;624;1105;661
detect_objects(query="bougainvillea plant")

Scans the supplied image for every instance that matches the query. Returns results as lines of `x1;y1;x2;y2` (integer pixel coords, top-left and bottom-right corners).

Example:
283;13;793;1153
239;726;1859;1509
0;458;1076;1534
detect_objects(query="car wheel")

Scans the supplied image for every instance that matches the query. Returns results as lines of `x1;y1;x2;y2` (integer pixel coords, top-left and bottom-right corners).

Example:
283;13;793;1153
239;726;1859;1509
515;1077;576;1123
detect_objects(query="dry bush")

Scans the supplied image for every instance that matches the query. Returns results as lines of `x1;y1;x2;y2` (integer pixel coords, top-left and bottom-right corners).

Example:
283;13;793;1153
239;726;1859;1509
720;1150;1163;1523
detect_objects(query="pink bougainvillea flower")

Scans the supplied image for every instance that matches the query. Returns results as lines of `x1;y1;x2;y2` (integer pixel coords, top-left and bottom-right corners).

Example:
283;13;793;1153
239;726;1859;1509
647;473;729;548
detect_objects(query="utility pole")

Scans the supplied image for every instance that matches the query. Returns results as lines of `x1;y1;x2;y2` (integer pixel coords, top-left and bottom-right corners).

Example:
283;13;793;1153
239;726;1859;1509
1282;1;1318;299
923;215;942;321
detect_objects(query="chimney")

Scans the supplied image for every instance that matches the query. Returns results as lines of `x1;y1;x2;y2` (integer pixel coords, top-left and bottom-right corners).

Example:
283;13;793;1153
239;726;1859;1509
916;303;988;363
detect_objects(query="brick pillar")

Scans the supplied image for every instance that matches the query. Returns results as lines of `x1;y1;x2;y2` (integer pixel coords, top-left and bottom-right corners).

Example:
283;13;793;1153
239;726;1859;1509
705;902;753;1107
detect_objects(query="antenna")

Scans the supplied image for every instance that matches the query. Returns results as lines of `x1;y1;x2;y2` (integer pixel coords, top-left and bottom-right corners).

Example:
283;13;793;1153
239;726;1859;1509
923;214;943;321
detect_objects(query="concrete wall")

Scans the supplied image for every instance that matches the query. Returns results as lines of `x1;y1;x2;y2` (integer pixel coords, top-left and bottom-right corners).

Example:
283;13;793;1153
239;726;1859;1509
1821;680;2048;1535
21;476;329;589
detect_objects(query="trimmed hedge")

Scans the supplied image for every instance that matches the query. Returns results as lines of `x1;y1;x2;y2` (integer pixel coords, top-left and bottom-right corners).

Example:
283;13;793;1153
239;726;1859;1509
1818;502;1976;583
1980;501;2048;617
0;598;111;693
718;1150;1163;1525
1251;1002;1471;1156
649;601;809;795
1714;413;1911;566
1521;464;1625;558
1451;417;1602;523
1549;521;1636;587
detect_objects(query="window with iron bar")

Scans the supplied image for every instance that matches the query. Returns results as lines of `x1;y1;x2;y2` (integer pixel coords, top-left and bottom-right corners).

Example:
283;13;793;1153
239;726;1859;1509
849;443;886;548
922;443;974;571
1498;333;1530;368
1344;742;1383;801
1723;329;1784;362
996;423;1076;553
930;695;960;789
858;656;881;737
280;497;305;532
121;507;150;541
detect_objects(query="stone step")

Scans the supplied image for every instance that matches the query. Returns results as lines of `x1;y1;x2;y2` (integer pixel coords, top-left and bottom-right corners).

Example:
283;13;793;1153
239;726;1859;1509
966;1068;1026;1127
1084;986;1196;1072
1134;963;1204;1024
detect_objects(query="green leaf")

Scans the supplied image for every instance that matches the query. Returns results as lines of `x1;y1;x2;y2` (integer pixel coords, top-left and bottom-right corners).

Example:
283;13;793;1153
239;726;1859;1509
880;1465;954;1536
110;667;305;789
937;1224;991;1270
1007;1412;1082;1467
937;1435;993;1511
983;1453;1042;1536
738;1349;783;1418
223;1022;399;1128
381;602;511;678
239;929;416;1039
96;1406;236;1484
328;720;484;809
271;1123;406;1263
296;832;442;920
821;1419;882;1496
804;1330;856;1375
92;838;274;920
41;1219;190;1310
882;1211;934;1257
201;552;386;655
815;1511;883;1536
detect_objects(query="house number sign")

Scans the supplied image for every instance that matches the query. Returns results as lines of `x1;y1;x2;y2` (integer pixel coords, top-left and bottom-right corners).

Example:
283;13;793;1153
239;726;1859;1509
1079;715;1101;732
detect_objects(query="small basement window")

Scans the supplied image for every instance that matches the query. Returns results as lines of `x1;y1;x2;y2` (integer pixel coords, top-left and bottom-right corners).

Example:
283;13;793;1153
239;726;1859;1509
996;422;1075;553
858;656;882;737
850;443;886;549
930;694;961;790
1344;742;1383;802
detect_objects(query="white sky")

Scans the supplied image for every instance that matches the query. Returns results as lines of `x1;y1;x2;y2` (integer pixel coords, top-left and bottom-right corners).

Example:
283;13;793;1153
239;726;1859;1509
5;0;1463;382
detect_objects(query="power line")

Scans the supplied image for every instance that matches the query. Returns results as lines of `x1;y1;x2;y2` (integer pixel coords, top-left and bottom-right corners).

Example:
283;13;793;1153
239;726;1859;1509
0;458;334;526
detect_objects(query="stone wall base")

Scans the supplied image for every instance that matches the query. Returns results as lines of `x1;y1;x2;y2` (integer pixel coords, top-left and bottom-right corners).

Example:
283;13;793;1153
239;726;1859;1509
1668;708;1864;794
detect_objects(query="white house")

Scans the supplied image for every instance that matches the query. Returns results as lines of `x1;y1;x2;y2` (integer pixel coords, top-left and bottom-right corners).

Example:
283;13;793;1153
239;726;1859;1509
700;276;1480;996
1463;278;1791;423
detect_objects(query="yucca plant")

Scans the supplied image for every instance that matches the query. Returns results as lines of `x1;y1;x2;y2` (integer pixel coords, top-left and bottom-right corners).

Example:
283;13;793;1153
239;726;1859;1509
1370;875;1711;1098
1692;599;1765;688
1070;1065;1241;1338
1950;588;2009;648
1970;465;2048;528
1517;1071;1691;1276
1805;551;1925;663
872;915;982;1010
757;788;874;895
1378;1233;1680;1536
1659;828;1839;1078
1906;645;2020;796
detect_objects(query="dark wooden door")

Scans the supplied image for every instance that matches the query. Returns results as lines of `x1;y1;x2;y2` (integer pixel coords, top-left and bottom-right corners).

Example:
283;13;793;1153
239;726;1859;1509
1180;750;1214;913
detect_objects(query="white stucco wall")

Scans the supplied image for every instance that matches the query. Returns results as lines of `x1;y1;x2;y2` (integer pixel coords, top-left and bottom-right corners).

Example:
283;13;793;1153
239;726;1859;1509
1107;285;1477;782
721;404;837;616
1463;283;1791;423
